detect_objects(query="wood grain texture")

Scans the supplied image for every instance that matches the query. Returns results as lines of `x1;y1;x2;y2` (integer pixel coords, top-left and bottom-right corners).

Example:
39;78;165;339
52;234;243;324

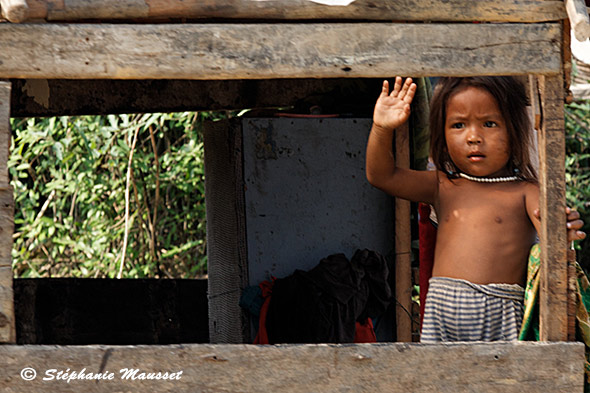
537;74;569;342
0;265;15;343
0;83;10;184
0;188;14;343
0;23;561;80
0;342;584;392
395;122;412;342
20;0;566;22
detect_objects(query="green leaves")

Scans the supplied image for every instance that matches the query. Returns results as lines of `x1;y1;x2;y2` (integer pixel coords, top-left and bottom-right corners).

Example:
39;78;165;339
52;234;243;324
10;112;208;278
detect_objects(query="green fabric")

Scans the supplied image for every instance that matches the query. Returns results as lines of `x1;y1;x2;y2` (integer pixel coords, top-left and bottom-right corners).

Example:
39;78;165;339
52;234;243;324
519;243;590;391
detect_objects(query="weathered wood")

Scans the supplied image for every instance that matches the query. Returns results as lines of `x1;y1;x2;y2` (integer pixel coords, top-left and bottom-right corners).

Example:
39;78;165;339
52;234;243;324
10;78;383;117
0;266;15;343
0;23;561;80
0;82;14;344
0;342;584;392
0;83;10;184
19;0;567;22
0;187;15;343
537;74;568;342
0;0;28;22
566;0;590;41
528;75;542;131
395;121;412;342
203;119;248;344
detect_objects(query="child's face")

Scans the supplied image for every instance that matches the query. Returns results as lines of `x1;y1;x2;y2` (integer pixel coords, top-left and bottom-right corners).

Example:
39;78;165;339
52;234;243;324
444;86;511;178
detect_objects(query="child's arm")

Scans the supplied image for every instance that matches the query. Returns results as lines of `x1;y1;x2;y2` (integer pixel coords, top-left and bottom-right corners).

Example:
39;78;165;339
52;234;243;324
366;77;437;204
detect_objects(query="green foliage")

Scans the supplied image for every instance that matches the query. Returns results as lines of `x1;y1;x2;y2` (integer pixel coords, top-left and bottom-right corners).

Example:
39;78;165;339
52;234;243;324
10;112;210;278
565;101;590;237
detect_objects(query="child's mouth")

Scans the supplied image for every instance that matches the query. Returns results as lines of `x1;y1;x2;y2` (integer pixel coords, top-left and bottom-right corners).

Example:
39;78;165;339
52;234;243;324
468;153;485;162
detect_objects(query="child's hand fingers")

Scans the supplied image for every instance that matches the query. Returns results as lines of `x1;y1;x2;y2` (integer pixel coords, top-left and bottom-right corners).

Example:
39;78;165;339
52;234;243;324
534;207;586;241
568;228;586;242
398;77;412;98
380;80;389;98
390;76;403;97
565;207;586;241
403;83;417;105
566;207;579;220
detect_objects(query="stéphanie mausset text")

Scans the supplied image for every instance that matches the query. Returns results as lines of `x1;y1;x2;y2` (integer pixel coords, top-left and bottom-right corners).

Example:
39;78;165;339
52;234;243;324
43;368;183;383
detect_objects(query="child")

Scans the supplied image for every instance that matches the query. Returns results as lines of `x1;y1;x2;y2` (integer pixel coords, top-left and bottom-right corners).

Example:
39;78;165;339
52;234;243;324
366;76;586;342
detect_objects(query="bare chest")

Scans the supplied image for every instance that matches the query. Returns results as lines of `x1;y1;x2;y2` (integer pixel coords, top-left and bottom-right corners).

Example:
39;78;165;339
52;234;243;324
435;179;531;229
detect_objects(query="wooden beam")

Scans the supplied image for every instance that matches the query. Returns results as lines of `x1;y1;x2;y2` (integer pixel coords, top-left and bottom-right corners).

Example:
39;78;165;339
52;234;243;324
0;23;562;80
0;342;584;391
0;82;14;343
537;74;569;342
19;0;567;23
395;122;412;342
9;78;383;117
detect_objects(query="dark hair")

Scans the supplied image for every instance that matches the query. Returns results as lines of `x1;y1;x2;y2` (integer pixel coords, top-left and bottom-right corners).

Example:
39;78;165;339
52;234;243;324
429;76;537;182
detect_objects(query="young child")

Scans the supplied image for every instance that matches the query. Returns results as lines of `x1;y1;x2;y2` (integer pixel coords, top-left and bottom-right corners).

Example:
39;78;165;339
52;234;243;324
366;76;586;342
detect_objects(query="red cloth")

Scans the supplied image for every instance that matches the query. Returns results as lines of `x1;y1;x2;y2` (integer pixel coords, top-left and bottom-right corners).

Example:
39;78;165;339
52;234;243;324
418;203;437;329
253;280;274;344
353;318;377;343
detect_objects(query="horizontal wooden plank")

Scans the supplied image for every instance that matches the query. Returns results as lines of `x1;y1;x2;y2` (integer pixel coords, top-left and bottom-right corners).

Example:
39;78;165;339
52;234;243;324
0;342;584;392
10;78;384;116
19;0;567;23
0;23;561;80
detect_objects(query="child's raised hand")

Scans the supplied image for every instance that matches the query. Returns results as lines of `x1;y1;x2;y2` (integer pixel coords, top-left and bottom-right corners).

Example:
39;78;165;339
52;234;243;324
533;207;586;242
373;77;417;133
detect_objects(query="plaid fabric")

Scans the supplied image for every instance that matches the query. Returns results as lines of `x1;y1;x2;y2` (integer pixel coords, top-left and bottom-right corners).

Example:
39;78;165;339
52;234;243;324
421;277;524;343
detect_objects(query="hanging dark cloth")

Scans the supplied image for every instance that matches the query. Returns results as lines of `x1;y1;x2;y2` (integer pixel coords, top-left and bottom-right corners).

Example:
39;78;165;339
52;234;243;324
265;249;391;344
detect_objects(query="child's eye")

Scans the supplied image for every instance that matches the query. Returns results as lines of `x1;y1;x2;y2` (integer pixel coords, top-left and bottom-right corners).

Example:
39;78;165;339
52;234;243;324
451;122;464;129
484;121;498;127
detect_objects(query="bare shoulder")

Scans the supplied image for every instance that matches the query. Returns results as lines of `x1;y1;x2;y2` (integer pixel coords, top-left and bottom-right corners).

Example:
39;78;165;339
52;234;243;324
522;180;540;199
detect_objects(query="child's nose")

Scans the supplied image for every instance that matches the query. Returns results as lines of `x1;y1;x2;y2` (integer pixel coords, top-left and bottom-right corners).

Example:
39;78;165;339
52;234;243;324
466;128;482;144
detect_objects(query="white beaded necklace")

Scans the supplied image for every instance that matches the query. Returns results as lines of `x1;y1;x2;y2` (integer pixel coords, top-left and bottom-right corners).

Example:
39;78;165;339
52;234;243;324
458;172;519;183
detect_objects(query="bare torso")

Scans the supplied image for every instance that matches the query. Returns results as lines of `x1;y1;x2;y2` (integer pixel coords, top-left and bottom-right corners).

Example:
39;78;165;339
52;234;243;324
432;172;539;286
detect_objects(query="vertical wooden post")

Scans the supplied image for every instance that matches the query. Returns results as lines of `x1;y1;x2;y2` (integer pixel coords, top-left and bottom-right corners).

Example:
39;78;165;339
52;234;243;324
0;81;15;343
203;119;249;344
395;121;412;342
537;74;568;342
